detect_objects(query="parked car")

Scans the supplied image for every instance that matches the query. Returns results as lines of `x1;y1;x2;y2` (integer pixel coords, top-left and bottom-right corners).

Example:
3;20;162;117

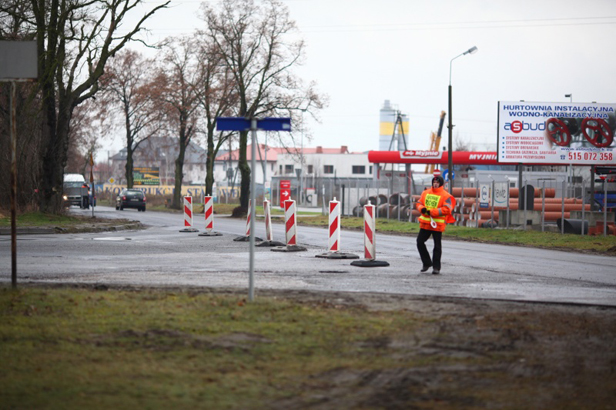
116;189;146;211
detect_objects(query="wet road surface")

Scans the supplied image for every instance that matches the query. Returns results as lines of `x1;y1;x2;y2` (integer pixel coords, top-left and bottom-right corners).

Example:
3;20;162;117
1;206;615;306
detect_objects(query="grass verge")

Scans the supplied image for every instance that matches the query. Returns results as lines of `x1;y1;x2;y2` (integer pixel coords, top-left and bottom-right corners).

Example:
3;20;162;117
1;286;614;409
0;287;415;409
0;212;83;228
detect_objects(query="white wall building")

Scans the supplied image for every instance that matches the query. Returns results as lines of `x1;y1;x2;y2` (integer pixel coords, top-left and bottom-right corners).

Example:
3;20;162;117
214;144;372;205
275;146;372;181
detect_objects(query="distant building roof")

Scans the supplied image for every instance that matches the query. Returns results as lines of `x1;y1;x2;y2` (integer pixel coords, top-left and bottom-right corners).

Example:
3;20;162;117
215;144;285;162
110;136;207;163
215;145;353;161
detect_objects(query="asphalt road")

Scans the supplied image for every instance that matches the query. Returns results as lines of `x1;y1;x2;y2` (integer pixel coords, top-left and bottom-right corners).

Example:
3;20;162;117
2;206;615;306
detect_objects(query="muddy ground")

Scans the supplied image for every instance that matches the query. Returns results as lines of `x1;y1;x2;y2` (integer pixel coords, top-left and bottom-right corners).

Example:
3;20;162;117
262;289;616;409
52;284;615;409
5;211;616;408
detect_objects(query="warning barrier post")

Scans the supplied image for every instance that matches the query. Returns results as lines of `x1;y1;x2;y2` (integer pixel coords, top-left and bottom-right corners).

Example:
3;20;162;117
180;196;199;233
316;197;358;259
257;199;285;247
272;199;306;252
199;195;222;237
351;201;389;267
234;199;262;242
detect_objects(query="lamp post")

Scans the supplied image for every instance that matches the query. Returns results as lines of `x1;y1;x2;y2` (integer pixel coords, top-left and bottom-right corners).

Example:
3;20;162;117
448;45;478;193
565;94;572;103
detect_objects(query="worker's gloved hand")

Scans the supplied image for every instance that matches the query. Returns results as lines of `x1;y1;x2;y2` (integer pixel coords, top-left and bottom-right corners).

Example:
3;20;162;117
420;207;428;215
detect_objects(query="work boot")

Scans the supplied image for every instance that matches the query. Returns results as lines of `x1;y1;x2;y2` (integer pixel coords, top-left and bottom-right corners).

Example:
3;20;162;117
432;269;440;275
420;265;432;273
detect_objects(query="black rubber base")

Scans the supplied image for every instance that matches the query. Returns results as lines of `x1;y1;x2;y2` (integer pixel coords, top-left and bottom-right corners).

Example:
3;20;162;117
198;231;222;237
179;228;199;233
350;259;390;267
316;251;359;260
233;236;263;242
256;240;286;247
271;245;307;252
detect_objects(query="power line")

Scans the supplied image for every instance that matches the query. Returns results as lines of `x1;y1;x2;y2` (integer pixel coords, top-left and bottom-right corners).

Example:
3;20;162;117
301;15;616;29
298;17;616;33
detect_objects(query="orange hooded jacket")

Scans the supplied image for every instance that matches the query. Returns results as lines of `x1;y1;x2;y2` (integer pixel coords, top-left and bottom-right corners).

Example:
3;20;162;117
416;186;456;232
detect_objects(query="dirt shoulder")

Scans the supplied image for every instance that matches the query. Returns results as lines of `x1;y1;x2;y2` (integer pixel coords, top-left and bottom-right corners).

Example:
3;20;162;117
194;287;616;409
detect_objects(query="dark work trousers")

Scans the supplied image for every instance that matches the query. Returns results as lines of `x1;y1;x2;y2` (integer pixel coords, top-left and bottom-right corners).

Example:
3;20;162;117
416;228;442;270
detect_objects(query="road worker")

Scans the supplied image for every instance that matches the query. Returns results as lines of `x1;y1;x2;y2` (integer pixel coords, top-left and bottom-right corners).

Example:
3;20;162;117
415;175;456;274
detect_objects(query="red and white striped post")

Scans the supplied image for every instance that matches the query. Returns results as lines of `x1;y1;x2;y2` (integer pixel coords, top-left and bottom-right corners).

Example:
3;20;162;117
234;199;262;242
351;201;389;267
257;199;284;247
363;201;376;260
316;198;358;259
245;198;253;237
199;196;221;237
284;199;297;245
328;197;340;252
264;199;273;241
180;196;199;232
271;199;306;252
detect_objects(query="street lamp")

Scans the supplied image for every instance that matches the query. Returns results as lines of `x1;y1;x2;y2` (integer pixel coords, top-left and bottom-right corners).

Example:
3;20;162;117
565;94;572;103
448;45;478;193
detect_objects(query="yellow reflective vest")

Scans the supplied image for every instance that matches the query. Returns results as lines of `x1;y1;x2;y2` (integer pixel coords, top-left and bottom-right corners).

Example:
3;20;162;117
416;186;456;232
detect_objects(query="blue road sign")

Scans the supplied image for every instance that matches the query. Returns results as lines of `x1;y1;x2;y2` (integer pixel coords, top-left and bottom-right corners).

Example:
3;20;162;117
442;169;455;181
216;117;250;131
257;117;291;131
216;117;292;132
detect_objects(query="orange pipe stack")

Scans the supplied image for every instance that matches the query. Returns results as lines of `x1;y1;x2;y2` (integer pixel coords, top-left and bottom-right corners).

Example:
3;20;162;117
450;187;556;199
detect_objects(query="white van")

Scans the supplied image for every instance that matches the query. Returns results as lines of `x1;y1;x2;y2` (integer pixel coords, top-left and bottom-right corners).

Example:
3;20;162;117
63;174;89;208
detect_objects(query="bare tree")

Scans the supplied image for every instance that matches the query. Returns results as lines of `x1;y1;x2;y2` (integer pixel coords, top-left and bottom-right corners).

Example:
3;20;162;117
202;0;325;212
156;36;202;209
454;134;475;152
99;49;165;188
193;32;237;197
66;99;104;176
1;0;169;213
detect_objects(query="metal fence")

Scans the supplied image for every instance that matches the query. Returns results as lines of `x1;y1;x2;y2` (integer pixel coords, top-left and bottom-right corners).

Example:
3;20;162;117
272;171;615;236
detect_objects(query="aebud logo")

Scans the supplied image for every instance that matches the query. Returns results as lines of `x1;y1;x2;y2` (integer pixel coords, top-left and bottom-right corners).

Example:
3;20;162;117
504;120;546;133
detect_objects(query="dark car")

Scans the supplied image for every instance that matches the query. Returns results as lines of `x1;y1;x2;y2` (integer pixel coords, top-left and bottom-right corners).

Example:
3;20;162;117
116;189;146;212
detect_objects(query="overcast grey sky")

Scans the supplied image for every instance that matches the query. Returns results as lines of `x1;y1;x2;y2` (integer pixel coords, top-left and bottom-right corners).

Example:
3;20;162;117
113;0;616;157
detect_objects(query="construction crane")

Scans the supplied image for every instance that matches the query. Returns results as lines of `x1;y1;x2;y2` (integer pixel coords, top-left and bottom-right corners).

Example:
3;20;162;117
424;111;446;174
387;110;408;152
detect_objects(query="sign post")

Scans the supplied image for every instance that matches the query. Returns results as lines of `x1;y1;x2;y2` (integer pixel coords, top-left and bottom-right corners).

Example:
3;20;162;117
1;41;38;289
279;180;291;208
216;117;291;301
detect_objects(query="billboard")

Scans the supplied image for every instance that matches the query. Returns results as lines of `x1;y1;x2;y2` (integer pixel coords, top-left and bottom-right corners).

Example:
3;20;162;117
133;167;160;186
497;101;616;165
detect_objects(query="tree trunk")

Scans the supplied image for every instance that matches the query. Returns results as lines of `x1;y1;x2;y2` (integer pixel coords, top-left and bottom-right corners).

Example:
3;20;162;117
172;153;186;209
205;128;215;196
172;120;189;209
238;130;250;210
125;143;134;188
40;97;73;213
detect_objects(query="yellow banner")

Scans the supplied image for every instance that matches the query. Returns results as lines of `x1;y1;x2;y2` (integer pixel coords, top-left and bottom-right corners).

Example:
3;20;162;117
98;184;205;197
380;121;410;136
